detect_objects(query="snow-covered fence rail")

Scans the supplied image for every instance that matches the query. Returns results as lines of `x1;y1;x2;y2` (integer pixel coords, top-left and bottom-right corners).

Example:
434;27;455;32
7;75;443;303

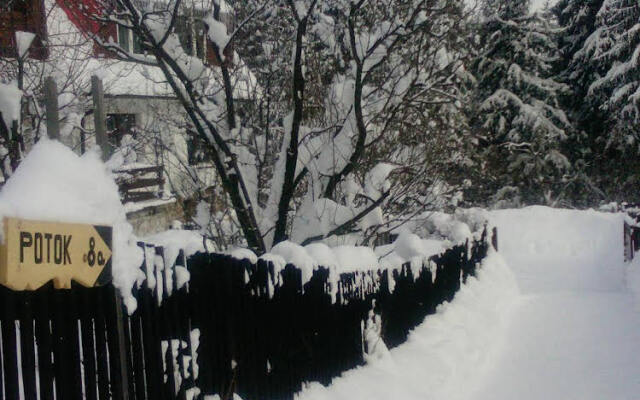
0;229;492;400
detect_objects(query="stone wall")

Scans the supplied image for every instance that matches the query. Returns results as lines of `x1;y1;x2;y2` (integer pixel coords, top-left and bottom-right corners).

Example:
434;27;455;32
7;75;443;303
126;200;184;237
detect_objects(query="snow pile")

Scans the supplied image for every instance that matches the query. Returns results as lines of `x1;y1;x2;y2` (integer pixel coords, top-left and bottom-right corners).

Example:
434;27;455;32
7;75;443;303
383;232;445;266
205;16;230;54
332;245;379;272
362;302;394;367
421;212;472;243
472;206;640;399
0;140;143;311
271;241;317;271
305;242;339;269
296;250;519;400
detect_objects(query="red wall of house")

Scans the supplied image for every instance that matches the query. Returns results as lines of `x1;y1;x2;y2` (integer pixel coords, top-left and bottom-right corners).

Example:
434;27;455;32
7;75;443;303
55;0;117;57
0;0;48;60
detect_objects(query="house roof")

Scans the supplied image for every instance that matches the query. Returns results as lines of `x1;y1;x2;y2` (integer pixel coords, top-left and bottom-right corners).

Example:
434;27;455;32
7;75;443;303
33;0;257;99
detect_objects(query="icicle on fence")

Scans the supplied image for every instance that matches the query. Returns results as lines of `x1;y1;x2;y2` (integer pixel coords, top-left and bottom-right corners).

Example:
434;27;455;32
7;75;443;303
0;229;493;400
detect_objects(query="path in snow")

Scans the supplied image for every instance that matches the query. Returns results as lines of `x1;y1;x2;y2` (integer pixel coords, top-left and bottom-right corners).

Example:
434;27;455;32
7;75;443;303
468;206;640;400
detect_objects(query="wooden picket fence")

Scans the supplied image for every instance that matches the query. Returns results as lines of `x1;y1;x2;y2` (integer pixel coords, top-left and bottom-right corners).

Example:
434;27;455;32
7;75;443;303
0;229;494;400
0;281;128;400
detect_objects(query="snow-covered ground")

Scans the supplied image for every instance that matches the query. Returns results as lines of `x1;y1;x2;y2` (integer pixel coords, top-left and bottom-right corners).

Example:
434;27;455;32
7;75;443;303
299;206;640;400
467;207;640;400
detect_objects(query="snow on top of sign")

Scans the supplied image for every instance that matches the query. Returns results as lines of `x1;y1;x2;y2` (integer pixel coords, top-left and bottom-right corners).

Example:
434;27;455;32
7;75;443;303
0;139;144;312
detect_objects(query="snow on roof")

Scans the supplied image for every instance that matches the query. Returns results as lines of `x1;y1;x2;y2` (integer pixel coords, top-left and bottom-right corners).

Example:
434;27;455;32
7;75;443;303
143;0;232;13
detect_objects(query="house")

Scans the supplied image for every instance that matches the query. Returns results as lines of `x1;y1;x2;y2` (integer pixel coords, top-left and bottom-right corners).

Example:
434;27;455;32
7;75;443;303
0;0;258;235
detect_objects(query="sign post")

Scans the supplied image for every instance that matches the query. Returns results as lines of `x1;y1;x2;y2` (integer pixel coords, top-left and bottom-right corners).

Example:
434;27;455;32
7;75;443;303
0;217;112;290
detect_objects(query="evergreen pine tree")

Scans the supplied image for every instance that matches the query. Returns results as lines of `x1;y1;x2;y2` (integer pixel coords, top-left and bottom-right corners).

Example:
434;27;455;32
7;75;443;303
470;0;572;206
588;0;640;149
565;0;640;201
551;0;606;205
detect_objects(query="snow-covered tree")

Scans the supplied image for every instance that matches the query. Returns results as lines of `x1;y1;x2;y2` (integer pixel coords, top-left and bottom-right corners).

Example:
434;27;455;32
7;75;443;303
469;0;572;206
84;0;472;253
558;0;639;201
554;0;604;65
587;0;639;151
548;0;605;204
553;0;605;119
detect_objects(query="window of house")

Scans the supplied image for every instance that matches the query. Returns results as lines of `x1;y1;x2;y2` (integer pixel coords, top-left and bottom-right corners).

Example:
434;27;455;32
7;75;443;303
0;0;48;60
116;26;145;54
186;130;212;165
106;114;136;147
175;11;208;60
117;24;130;52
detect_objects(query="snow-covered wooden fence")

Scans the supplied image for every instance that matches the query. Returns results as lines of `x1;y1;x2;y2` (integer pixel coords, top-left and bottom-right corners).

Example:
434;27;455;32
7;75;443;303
0;229;492;400
130;228;492;400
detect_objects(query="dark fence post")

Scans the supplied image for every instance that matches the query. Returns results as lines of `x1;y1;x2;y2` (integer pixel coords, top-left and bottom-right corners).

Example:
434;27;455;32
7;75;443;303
44;76;60;140
113;292;131;400
492;226;498;251
625;222;633;262
91;75;112;161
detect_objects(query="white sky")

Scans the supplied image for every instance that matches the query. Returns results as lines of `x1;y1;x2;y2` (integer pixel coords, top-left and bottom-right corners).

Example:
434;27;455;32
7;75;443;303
531;0;558;11
464;0;559;14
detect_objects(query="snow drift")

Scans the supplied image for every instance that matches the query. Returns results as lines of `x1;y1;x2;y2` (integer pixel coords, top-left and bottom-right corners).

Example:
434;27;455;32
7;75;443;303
296;250;519;400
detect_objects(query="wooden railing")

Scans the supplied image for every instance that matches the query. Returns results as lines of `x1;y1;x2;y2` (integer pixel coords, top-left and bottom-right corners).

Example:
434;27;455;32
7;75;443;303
114;165;164;203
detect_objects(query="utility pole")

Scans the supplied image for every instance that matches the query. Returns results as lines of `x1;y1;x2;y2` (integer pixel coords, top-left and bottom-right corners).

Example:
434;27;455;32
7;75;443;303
91;75;111;161
44;77;60;140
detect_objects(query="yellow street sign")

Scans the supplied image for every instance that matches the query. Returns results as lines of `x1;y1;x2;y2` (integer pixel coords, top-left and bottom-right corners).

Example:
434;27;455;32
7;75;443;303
0;217;112;290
